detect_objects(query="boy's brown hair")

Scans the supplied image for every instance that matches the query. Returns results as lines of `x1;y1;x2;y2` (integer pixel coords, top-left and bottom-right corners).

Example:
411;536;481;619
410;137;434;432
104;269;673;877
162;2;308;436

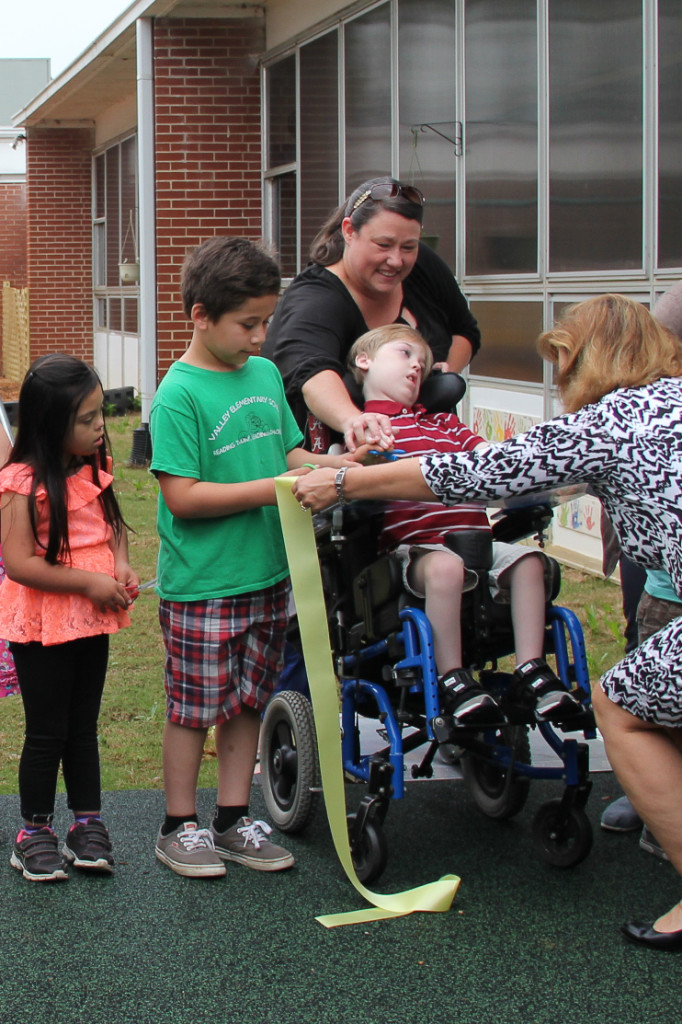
347;323;434;385
181;236;280;321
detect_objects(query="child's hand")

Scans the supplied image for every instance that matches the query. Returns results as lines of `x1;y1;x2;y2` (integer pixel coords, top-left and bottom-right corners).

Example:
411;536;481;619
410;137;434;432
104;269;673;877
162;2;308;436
84;572;135;612
342;411;395;453
116;562;140;601
281;466;315;479
344;443;402;465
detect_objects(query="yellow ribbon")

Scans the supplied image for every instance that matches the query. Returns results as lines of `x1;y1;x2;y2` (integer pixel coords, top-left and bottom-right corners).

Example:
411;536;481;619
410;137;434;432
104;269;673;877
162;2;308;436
275;477;460;927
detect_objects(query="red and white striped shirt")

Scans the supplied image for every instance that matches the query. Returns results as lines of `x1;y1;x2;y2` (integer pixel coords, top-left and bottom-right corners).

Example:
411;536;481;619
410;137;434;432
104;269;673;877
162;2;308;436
365;400;490;550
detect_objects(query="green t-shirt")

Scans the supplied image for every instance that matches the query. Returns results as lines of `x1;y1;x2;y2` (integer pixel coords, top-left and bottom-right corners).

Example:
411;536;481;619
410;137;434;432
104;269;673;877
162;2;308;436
149;357;303;601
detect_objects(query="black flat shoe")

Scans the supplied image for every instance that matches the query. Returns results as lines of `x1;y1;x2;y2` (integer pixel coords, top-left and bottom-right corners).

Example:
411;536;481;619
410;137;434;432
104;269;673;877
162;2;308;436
621;920;682;951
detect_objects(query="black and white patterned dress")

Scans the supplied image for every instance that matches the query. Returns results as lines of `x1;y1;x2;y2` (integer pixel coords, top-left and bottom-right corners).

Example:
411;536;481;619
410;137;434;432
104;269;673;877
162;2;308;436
420;377;682;726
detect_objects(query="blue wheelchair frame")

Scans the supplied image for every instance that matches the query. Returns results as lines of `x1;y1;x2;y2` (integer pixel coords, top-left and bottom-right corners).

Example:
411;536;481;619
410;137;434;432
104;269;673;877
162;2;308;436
340;604;594;801
261;498;598;881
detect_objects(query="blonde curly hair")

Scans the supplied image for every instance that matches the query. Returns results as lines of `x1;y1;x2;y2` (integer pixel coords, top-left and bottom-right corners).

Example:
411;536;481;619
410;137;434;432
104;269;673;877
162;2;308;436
537;294;682;413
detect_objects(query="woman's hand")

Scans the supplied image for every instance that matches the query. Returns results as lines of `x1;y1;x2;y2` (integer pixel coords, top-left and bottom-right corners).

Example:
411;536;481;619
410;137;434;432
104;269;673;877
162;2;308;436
83;572;134;613
293;455;435;512
293;466;357;512
342;411;395;453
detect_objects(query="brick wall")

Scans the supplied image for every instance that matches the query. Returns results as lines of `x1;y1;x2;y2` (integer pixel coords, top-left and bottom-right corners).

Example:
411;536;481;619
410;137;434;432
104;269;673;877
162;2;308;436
0;183;27;287
25;127;94;363
154;18;265;377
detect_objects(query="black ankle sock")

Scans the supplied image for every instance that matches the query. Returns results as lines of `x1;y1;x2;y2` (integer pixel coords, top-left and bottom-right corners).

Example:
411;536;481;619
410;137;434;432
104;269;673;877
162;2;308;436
213;805;249;833
161;814;197;837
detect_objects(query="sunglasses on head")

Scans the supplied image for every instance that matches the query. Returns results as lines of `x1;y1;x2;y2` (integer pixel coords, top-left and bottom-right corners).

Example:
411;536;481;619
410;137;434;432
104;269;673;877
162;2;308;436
350;182;426;212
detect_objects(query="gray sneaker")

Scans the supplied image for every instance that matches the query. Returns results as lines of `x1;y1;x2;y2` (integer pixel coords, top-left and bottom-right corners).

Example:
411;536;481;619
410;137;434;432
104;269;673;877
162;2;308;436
155;822;226;878
639;826;669;861
600;795;642;833
211;817;295;872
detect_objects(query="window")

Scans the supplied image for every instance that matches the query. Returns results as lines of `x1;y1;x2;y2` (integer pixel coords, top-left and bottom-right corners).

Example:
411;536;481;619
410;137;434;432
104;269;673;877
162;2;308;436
300;33;339;264
399;0;457;271
263;0;680;393
344;5;392;186
658;0;682;268
264;55;297;276
549;0;643;272
465;0;538;275
468;300;544;383
93;135;139;333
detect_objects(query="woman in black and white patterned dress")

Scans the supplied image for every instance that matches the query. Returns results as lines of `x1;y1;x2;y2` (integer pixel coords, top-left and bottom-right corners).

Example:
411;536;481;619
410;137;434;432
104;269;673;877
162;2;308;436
293;294;682;950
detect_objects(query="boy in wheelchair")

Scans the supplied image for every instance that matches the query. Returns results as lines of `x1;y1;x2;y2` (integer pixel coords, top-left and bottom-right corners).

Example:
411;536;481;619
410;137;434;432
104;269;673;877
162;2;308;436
348;324;583;729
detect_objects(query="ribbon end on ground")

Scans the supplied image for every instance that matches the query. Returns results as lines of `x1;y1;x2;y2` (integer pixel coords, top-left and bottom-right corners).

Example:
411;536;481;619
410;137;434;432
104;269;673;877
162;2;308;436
315;875;461;928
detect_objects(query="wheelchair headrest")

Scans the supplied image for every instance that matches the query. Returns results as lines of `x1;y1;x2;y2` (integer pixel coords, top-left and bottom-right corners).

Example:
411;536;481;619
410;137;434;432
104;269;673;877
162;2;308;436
342;369;467;414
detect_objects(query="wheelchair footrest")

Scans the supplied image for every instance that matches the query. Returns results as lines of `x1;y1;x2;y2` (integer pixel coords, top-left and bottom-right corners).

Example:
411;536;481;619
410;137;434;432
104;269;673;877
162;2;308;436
430;714;494;745
556;705;596;733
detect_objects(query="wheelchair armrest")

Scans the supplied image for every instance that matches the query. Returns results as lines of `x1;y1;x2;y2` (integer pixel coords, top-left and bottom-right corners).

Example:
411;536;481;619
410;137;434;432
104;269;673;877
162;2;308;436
491;504;554;544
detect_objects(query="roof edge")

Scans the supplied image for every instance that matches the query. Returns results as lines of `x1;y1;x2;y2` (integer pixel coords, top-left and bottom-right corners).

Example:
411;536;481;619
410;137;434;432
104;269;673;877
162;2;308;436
11;0;179;127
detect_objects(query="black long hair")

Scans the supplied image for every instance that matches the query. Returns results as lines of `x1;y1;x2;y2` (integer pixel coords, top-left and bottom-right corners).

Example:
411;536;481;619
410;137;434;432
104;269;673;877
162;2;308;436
8;354;126;564
310;176;424;266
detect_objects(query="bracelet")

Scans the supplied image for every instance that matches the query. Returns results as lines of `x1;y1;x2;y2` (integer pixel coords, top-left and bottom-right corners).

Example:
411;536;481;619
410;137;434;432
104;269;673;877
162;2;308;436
334;466;350;505
301;463;318;470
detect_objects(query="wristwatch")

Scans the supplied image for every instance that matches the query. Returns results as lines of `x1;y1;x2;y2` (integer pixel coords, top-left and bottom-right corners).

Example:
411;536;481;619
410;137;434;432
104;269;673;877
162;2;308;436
334;466;350;505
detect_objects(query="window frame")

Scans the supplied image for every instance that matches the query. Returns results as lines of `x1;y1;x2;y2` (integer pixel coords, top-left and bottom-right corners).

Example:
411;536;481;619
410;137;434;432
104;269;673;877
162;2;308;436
92;133;140;334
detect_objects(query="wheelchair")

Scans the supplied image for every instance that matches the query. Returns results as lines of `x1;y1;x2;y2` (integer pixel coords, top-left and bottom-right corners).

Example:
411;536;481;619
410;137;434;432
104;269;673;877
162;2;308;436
260;377;597;883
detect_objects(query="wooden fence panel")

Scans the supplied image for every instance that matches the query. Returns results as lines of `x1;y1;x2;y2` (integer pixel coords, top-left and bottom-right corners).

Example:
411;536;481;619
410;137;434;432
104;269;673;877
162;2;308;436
2;281;30;382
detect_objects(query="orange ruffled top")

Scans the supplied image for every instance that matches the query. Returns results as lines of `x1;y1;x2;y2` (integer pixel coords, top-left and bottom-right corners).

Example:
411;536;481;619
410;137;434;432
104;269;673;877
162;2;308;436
0;460;131;646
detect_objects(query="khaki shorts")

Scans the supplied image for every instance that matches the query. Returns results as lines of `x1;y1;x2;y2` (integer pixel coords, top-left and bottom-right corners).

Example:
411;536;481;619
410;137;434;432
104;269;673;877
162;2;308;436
394;540;553;604
636;591;682;645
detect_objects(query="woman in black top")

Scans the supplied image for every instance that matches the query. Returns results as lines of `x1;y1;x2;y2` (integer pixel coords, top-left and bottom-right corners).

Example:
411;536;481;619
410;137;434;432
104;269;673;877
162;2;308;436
262;177;480;450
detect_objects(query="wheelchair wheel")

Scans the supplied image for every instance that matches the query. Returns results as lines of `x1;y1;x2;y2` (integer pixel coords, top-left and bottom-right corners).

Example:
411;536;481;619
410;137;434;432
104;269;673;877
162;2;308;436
347;813;388;884
532;798;593;868
460;725;531;819
261;691;320;833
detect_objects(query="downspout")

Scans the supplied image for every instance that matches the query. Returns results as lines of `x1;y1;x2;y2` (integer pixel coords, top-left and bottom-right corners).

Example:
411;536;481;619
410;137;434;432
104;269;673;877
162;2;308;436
130;15;156;465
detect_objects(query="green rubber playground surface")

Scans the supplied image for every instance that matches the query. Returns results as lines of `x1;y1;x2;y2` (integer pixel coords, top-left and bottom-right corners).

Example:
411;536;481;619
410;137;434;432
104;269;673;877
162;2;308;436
0;771;679;1024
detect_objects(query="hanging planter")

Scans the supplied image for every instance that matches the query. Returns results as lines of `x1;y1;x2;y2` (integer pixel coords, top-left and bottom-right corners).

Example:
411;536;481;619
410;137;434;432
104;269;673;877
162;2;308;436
119;260;140;283
119;209;140;284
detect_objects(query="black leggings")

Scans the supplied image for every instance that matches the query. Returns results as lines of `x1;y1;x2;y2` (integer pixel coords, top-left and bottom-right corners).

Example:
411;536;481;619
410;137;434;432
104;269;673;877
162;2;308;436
9;634;109;824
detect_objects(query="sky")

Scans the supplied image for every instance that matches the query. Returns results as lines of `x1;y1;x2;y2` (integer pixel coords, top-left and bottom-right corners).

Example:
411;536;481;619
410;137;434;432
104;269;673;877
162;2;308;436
1;0;134;79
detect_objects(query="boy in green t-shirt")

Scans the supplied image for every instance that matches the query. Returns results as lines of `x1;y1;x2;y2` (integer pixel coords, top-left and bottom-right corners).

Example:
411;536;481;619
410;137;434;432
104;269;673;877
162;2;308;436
150;237;366;878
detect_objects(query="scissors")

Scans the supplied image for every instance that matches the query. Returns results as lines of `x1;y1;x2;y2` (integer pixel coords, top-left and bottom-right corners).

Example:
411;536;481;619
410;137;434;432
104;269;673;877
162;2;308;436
368;448;406;462
125;577;158;595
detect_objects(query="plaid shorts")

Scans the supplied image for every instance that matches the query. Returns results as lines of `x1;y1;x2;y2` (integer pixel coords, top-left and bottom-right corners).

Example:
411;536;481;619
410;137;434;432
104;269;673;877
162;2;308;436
159;580;291;728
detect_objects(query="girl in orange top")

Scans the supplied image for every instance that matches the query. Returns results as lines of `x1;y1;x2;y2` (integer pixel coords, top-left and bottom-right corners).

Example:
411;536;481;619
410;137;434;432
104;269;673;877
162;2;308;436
0;354;139;882
0;421;19;697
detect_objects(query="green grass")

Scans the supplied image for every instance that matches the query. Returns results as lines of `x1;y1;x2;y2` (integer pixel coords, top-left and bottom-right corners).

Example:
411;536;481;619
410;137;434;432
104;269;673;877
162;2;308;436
0;415;627;797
